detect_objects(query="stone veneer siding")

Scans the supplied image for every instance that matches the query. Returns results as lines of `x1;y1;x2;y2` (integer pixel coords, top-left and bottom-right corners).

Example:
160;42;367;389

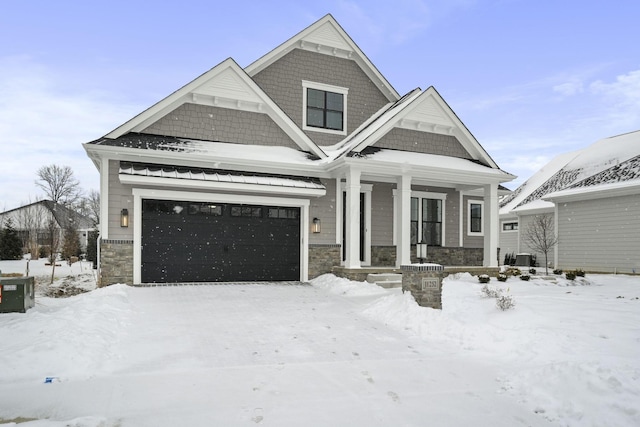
100;240;133;286
420;247;483;266
401;264;444;309
309;244;341;279
371;246;397;266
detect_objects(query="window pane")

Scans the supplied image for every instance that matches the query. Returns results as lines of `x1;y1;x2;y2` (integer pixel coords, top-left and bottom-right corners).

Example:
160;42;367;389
307;89;325;108
307;109;324;127
326;111;343;130
423;222;442;246
411;221;418;245
470;203;482;232
326;92;343;111
411;198;418;221
423;199;441;222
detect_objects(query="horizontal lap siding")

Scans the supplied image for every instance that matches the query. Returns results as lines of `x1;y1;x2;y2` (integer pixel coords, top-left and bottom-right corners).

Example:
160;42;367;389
371;183;394;246
108;160;134;240
499;229;519;260
557;194;640;273
519;213;555;268
309;179;338;245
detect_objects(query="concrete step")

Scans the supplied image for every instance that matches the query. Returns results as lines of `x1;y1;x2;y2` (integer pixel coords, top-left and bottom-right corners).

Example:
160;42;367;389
376;280;402;289
366;273;403;289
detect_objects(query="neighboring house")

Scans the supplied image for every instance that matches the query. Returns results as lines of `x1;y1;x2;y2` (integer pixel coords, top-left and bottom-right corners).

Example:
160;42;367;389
0;200;94;256
84;14;515;285
499;130;640;273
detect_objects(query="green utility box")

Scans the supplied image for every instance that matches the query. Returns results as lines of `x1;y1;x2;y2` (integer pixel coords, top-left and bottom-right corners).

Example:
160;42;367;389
0;276;35;313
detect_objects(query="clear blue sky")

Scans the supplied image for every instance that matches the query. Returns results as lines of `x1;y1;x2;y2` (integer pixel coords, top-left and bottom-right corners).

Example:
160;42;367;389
1;0;639;210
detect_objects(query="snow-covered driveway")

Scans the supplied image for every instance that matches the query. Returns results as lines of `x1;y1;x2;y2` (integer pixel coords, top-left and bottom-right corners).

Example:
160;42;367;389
1;278;548;427
1;272;638;427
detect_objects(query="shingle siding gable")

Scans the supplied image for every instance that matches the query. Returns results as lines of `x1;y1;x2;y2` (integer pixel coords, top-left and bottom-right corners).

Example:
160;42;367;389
374;128;473;159
252;48;389;146
143;103;299;149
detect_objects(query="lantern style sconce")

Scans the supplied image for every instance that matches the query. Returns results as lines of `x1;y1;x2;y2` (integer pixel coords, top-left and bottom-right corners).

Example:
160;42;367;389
416;240;427;264
120;209;129;228
312;217;321;233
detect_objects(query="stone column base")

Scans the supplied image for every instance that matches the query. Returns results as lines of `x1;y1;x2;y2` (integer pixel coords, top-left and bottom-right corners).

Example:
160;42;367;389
401;264;444;309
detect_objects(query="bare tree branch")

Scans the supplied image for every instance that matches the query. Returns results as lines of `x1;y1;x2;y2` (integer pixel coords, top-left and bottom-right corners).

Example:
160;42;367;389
35;164;82;206
523;214;559;275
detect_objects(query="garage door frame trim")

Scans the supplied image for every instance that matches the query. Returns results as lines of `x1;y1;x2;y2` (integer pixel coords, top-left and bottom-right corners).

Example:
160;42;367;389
132;188;310;284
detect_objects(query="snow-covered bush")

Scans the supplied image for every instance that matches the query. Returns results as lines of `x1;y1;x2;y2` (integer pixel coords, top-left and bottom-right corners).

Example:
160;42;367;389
497;273;508;282
529;268;536;274
496;294;516;310
481;284;503;298
565;271;576;280
520;274;530;281
478;274;491;284
553;268;563;275
575;268;586;277
482;284;516;310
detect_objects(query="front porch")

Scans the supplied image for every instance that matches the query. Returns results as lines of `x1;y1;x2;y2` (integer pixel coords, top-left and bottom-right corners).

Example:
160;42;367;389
331;265;500;282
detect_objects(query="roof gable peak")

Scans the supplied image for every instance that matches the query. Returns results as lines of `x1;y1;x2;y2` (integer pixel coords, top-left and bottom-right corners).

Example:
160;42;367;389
103;58;326;159
245;14;399;102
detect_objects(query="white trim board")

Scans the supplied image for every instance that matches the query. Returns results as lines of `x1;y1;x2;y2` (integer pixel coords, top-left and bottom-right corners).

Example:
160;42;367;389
131;188;310;285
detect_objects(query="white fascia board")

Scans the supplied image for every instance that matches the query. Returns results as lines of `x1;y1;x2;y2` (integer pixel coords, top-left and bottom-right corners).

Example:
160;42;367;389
245;14;399;102
421;87;499;169
347;88;501;171
102;58;326;160
349;89;423;154
105;58;239;139
328;157;510;187
119;174;326;198
542;180;640;202
511;200;555;215
83;144;327;178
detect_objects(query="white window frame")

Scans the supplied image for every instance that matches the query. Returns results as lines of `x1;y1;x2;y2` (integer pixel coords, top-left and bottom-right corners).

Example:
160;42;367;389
302;80;348;136
393;190;447;246
467;200;484;236
501;220;519;232
337;182;372;266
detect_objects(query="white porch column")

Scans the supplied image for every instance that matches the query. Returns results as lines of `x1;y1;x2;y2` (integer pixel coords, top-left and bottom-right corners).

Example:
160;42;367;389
483;183;499;267
345;168;361;268
99;157;110;239
396;175;412;267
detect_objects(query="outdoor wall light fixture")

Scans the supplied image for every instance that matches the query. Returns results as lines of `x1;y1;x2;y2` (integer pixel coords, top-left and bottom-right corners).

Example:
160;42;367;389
416;241;427;264
120;209;129;228
312;217;321;233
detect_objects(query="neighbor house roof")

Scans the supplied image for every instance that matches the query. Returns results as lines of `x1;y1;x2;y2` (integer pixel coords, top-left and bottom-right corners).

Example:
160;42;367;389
501;130;640;214
0;200;94;230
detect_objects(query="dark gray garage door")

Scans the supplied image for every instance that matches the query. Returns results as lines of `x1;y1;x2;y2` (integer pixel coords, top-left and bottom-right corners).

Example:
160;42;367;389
141;200;300;283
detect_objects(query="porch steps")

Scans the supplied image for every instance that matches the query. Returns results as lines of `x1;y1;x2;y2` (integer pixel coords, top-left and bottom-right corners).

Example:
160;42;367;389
366;273;403;289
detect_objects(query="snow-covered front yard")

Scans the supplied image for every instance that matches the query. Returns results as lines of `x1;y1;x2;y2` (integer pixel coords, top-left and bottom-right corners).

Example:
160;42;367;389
0;259;638;426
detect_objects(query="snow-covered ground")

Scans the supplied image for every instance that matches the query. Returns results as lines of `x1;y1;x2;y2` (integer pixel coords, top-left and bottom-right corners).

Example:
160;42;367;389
0;259;639;426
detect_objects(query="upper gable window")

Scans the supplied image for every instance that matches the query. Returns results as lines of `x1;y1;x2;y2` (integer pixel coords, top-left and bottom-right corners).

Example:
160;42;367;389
302;81;348;136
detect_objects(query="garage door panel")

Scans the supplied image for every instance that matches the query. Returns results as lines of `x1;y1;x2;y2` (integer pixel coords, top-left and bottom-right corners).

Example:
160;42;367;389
142;200;300;283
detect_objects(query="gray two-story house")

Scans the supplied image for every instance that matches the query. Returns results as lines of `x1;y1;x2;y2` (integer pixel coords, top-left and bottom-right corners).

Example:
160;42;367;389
84;14;514;285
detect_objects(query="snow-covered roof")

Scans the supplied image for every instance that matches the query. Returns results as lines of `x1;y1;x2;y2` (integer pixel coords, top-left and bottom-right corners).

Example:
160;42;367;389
0;200;94;230
119;162;325;191
501;130;640;214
